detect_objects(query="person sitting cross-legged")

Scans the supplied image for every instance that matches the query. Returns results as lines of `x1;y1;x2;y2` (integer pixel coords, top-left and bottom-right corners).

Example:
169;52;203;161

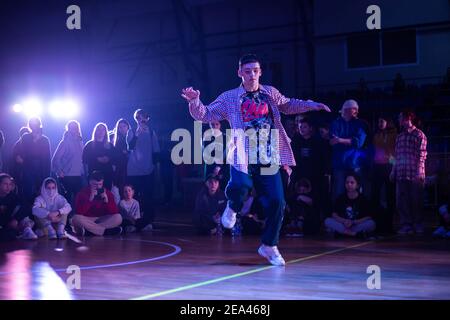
325;173;376;238
72;171;122;236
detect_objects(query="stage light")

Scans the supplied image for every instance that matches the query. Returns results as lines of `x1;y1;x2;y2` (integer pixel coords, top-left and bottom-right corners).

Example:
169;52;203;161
23;98;43;117
12;103;23;113
49;99;80;118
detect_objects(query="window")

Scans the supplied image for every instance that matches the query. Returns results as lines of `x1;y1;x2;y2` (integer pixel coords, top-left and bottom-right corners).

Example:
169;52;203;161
347;29;417;69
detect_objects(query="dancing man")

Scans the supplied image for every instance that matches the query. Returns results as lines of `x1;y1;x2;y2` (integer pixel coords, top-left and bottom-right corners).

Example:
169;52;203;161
182;54;330;265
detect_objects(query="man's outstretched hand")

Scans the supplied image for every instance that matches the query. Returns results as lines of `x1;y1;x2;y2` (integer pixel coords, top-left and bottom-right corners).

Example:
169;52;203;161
315;102;331;112
181;87;200;102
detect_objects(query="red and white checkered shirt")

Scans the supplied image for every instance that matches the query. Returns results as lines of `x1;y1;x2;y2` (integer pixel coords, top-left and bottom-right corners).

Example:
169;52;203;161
188;84;321;174
393;126;427;181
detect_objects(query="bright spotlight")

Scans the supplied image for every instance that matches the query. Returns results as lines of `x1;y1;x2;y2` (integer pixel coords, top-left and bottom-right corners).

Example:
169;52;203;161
12;103;23;113
49;99;79;118
23;98;43;117
64;99;80;117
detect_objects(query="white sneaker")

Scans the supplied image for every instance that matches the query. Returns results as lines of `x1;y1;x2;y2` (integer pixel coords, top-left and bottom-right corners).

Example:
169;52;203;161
258;245;286;266
21;227;38;240
221;205;237;229
141;224;153;232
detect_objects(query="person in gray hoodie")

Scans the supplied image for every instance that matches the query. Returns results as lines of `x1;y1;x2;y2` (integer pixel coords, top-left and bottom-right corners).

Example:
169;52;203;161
32;177;72;239
52;120;84;204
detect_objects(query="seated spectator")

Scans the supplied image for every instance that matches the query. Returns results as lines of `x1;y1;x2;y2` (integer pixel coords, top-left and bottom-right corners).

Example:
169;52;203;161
285;178;319;237
325;173;376;238
0;173;37;241
240;188;264;235
32;177;72;239
119;184;143;233
193;173;226;235
433;202;450;238
73;171;122;236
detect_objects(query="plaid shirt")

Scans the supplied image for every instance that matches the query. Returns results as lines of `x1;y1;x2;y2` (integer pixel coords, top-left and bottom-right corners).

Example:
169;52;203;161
393;126;427;181
188;84;321;174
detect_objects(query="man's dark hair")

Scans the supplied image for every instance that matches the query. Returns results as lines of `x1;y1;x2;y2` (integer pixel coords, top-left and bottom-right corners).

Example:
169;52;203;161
89;170;104;182
239;54;261;68
0;173;13;184
400;109;416;121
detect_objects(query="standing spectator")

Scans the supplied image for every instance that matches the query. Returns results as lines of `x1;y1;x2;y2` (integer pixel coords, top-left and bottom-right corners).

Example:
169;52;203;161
111;118;130;191
82;123;115;189
21;117;51;202
390;110;427;235
10;127;31;196
325;173;376;237
0;130;4;172
372;115;397;234
127;109;160;231
73;171;122;236
193;173;227;235
52;120;84;205
32;177;71;239
330;100;369;201
0;173;37;241
290;117;326;193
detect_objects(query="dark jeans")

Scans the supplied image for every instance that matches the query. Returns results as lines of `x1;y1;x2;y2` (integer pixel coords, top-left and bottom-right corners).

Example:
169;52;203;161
396;179;424;227
225;165;285;246
58;176;82;205
372;164;395;233
128;174;154;225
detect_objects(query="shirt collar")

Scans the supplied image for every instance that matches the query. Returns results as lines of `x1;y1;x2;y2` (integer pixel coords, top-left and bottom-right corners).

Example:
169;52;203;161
237;83;269;97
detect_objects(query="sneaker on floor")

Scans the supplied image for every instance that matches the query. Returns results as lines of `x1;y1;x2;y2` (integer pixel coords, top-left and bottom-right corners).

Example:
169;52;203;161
47;225;57;239
257;244;286;266
57;225;67;239
74;226;85;237
104;226;122;236
125;225;137;233
141;224;153;232
21;227;38;240
221;205;237;229
397;225;414;235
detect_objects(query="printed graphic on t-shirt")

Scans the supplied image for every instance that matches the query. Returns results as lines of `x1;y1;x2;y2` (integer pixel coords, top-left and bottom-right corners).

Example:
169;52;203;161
240;91;274;163
345;205;359;220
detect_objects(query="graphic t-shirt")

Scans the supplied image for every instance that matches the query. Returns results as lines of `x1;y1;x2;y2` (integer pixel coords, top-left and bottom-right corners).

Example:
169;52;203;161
333;193;371;220
240;90;274;164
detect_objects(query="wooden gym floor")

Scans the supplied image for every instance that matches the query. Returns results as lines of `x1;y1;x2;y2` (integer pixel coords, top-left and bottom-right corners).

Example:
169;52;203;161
0;223;449;300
